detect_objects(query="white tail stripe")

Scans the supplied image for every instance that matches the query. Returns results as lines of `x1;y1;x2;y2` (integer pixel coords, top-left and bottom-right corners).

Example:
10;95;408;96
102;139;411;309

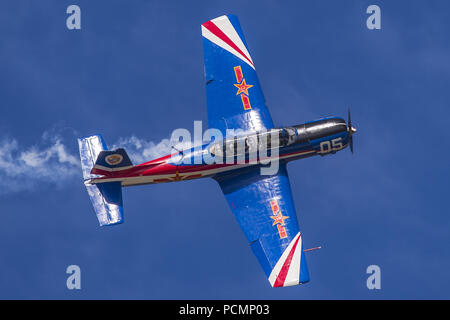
284;236;302;286
268;232;302;287
202;16;255;70
210;16;254;65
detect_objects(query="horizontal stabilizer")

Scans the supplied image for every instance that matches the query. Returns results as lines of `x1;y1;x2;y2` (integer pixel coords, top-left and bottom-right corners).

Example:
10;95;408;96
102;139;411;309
78;135;124;226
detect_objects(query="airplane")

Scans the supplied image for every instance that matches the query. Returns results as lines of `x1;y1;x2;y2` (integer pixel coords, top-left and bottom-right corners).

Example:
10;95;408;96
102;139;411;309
77;14;356;288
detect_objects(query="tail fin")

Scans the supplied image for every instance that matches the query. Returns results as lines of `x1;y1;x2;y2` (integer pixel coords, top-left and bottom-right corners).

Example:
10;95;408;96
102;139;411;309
78;135;124;226
91;148;133;175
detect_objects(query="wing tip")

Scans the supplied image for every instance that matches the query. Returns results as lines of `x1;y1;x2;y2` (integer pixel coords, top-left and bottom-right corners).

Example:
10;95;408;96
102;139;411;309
201;14;255;69
201;14;236;27
271;279;310;288
268;232;311;288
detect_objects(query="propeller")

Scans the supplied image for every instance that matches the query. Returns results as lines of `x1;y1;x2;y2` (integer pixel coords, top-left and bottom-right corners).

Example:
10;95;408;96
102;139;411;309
347;108;356;154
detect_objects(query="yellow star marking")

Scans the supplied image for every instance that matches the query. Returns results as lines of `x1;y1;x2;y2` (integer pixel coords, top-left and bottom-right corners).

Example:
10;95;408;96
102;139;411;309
271;212;289;226
234;79;253;96
170;171;183;181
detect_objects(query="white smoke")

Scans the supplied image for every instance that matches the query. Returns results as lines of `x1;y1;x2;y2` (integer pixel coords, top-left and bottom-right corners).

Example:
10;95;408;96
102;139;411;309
112;135;195;164
0;136;80;194
112;136;174;164
0;132;191;194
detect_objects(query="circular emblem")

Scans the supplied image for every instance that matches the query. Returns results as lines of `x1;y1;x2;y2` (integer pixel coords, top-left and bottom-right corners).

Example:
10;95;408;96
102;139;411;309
105;154;123;166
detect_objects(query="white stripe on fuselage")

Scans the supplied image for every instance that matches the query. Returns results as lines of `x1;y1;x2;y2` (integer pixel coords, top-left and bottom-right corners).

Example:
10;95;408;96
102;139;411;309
89;149;317;187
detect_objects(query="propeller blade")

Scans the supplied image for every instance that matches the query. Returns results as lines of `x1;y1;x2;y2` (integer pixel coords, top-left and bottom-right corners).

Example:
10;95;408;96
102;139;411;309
348;108;355;154
348;108;352;128
350;135;354;154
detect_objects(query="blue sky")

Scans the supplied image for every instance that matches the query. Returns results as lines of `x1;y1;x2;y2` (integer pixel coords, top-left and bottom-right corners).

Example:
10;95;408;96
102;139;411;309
0;0;449;299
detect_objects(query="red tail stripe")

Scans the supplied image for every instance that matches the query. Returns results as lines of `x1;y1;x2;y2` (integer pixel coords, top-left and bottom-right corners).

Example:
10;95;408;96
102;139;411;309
202;20;254;67
274;235;301;287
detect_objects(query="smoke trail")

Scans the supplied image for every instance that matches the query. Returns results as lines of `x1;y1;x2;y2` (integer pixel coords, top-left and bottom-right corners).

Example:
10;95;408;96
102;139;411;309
0;132;190;194
0;136;80;194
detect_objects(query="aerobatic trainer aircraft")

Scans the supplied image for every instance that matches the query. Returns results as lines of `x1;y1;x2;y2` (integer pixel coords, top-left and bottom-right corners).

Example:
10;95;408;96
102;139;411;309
78;15;356;287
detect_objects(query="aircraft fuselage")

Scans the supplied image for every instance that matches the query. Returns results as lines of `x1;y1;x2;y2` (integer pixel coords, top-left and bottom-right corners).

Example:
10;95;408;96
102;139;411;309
90;116;355;187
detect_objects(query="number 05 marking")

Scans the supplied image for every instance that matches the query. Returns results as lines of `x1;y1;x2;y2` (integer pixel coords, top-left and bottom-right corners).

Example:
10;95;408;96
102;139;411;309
319;137;343;154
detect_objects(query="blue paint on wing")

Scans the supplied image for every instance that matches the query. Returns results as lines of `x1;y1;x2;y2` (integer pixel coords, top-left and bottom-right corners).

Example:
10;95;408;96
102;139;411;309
203;15;274;133
215;164;308;280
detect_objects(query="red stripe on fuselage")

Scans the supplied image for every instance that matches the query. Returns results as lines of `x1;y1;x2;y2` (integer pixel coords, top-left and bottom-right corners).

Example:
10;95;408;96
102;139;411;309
92;148;317;182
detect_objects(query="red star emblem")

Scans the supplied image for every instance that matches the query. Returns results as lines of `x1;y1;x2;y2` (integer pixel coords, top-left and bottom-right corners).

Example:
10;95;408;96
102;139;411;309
234;79;253;96
170;171;183;181
271;212;289;226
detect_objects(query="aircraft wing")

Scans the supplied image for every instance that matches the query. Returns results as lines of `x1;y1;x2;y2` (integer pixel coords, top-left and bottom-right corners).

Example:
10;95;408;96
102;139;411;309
202;15;274;134
215;164;310;287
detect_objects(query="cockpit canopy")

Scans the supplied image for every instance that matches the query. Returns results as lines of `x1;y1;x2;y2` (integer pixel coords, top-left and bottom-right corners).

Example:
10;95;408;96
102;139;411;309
209;128;297;157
